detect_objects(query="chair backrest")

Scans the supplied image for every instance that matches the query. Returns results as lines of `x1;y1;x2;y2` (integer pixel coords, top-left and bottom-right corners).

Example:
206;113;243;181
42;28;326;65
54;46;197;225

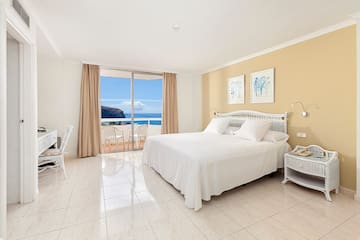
59;125;74;153
101;125;115;142
134;124;147;137
113;126;125;137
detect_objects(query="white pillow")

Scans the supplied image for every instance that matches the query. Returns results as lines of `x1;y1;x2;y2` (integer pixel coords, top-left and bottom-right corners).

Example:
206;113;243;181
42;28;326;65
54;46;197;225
234;120;272;141
263;131;289;142
204;118;230;134
223;126;240;135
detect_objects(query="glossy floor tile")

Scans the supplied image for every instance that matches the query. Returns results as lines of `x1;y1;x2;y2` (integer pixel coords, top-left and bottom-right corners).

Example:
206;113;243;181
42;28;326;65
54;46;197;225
7;151;360;240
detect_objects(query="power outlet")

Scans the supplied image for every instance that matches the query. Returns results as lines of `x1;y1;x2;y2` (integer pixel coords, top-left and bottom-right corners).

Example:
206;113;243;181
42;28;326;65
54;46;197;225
296;132;307;138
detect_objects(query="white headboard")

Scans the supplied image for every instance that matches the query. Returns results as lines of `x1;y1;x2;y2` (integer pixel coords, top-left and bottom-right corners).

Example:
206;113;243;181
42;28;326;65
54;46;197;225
216;110;288;133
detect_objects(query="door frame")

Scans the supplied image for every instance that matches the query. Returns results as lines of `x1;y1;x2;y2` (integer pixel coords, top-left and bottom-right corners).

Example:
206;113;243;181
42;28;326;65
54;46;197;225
100;68;163;152
355;14;360;200
0;2;8;238
0;2;37;238
6;0;37;204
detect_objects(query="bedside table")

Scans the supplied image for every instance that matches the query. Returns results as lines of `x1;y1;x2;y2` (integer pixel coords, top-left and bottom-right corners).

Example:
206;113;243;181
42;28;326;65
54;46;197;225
282;145;339;201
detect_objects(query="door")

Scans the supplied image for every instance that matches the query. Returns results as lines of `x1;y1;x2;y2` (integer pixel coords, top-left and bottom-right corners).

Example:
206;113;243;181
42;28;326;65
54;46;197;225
100;71;132;153
132;73;163;150
6;34;22;204
100;70;163;153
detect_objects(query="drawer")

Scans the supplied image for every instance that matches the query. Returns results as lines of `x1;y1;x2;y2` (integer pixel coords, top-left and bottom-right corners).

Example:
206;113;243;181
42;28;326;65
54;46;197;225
286;155;325;177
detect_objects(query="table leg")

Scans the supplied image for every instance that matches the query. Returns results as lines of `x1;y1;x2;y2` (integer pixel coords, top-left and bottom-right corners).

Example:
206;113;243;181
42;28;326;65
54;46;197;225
325;191;332;201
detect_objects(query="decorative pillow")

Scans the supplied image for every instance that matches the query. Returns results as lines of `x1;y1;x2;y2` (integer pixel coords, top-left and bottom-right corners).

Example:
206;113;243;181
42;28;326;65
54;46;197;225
204;118;230;134
263;131;289;142
223;126;240;135
234;120;272;141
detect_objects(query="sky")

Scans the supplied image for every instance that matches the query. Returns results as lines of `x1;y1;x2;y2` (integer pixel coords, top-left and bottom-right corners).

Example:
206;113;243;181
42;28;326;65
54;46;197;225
100;76;162;114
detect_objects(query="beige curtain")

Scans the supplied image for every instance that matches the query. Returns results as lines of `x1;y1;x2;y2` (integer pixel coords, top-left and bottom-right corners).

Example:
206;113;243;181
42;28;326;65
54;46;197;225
161;73;179;134
78;64;101;158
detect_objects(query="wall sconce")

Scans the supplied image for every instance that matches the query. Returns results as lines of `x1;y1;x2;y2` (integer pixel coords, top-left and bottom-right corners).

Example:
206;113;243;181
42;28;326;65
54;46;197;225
291;101;308;117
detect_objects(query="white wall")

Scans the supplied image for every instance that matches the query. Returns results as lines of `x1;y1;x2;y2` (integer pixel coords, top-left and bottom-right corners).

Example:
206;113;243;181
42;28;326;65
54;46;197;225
6;38;20;204
38;55;82;157
177;73;202;132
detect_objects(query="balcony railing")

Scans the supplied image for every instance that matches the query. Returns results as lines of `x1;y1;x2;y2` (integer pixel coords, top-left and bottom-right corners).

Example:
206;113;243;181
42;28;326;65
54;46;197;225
101;117;162;126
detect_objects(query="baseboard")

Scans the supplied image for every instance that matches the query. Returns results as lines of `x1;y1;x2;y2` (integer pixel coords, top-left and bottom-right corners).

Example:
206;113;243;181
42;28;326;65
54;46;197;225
340;186;356;198
355;193;360;201
64;153;77;160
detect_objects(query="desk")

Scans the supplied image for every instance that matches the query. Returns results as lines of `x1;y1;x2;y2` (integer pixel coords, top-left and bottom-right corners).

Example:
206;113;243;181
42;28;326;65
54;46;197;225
38;129;57;156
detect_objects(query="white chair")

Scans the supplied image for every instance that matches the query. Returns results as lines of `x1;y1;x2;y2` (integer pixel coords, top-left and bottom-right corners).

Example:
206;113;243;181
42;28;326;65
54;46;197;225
130;125;147;149
102;126;116;147
113;126;126;151
38;125;74;177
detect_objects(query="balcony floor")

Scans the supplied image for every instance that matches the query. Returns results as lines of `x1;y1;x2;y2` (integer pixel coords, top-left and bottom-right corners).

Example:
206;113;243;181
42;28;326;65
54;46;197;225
102;140;146;153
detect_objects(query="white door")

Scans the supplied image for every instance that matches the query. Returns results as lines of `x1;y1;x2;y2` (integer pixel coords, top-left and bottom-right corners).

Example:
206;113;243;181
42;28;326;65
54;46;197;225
6;34;22;204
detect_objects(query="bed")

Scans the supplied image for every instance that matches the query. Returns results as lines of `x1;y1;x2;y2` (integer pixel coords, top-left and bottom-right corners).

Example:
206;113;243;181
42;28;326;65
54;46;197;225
142;111;291;210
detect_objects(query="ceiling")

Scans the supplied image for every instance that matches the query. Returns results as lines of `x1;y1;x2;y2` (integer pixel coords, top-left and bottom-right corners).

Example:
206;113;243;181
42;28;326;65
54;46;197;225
27;0;360;73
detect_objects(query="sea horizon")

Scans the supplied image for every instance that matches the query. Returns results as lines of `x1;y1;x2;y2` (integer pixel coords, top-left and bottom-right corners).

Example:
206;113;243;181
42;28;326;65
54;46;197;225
124;113;161;118
126;113;162;125
102;112;162;126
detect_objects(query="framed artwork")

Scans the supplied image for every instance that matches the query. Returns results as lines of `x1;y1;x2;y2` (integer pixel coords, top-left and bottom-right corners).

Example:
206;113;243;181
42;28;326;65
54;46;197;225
227;75;245;104
250;68;274;103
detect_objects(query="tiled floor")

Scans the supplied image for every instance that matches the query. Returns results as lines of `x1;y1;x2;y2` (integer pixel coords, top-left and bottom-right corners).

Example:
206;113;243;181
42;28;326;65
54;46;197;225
7;151;360;240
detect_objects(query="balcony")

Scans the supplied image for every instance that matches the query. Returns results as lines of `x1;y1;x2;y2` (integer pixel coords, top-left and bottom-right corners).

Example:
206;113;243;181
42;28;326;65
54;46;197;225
101;118;162;153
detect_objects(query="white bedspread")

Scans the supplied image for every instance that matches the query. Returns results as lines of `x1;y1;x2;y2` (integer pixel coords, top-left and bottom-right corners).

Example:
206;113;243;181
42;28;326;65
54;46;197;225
142;132;291;210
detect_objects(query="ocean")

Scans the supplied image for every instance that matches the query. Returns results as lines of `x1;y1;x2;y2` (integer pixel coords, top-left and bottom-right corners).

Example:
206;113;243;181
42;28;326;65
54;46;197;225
125;113;162;125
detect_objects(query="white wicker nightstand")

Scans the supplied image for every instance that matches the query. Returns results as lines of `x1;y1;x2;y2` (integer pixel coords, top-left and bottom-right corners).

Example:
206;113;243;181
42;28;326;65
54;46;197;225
282;145;339;201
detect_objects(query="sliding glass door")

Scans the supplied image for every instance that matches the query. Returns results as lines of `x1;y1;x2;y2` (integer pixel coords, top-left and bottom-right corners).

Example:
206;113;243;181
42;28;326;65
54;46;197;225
132;73;162;150
100;70;162;153
100;71;131;153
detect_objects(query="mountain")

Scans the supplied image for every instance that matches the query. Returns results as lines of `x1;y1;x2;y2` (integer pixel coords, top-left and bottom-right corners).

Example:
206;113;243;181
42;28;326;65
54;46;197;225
101;106;125;118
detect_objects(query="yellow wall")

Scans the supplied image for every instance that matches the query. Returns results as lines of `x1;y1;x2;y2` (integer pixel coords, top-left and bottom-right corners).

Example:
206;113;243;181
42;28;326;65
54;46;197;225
202;26;357;190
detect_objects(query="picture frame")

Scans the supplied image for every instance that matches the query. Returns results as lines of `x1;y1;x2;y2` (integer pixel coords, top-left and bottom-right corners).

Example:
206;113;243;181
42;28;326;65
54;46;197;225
227;75;245;104
250;68;274;103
